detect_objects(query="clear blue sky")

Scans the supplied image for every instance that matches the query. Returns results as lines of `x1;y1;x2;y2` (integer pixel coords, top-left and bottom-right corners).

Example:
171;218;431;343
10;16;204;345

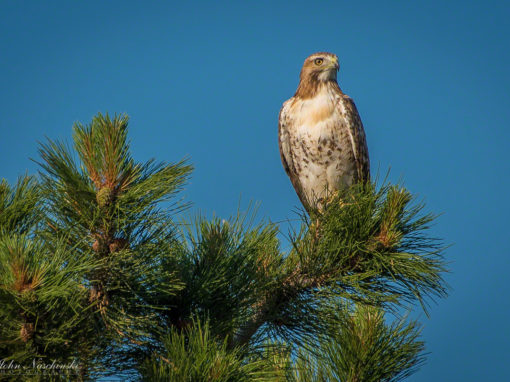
1;1;509;380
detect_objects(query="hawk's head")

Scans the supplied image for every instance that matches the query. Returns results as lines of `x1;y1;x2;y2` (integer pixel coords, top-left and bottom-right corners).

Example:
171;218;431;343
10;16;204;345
295;52;340;99
300;52;339;83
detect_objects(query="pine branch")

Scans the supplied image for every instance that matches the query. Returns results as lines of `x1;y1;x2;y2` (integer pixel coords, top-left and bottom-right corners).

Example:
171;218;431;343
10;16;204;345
34;113;192;375
0;232;99;377
166;209;283;344
0;175;41;236
231;182;448;349
291;305;425;382
140;319;285;381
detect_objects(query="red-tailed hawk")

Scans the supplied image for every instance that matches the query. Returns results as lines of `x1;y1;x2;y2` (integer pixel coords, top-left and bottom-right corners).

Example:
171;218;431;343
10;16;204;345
278;52;370;212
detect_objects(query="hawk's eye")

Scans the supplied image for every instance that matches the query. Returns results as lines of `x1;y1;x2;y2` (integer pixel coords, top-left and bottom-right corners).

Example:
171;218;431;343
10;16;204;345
314;58;324;66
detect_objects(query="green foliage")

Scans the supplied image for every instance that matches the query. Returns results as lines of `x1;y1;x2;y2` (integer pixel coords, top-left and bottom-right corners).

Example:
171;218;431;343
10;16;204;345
37;113;191;245
289;182;447;311
0;112;448;381
0;175;40;235
229;183;447;352
35;113;192;377
0;233;98;380
166;211;283;342
292;305;425;382
141;319;284;382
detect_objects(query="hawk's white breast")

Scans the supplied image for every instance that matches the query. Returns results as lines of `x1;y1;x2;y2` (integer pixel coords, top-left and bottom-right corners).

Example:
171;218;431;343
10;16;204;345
284;85;357;206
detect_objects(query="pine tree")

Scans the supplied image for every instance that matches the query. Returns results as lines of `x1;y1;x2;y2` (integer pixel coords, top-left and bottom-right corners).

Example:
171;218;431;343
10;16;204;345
0;113;447;381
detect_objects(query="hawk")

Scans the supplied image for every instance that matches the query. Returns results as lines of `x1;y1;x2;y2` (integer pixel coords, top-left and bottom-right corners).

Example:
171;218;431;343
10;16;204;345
278;52;370;212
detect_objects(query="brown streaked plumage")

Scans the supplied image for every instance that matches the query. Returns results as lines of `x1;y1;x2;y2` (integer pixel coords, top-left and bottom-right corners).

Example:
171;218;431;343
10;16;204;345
278;52;370;212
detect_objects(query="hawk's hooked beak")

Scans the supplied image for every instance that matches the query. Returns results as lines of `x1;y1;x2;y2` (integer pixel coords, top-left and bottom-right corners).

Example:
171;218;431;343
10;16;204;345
332;57;339;71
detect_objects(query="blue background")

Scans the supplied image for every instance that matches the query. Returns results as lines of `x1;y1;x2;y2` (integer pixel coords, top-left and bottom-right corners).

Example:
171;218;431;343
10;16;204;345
1;1;509;380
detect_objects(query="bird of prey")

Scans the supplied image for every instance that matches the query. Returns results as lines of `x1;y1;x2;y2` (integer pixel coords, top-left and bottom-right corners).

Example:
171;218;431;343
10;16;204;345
278;52;370;212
